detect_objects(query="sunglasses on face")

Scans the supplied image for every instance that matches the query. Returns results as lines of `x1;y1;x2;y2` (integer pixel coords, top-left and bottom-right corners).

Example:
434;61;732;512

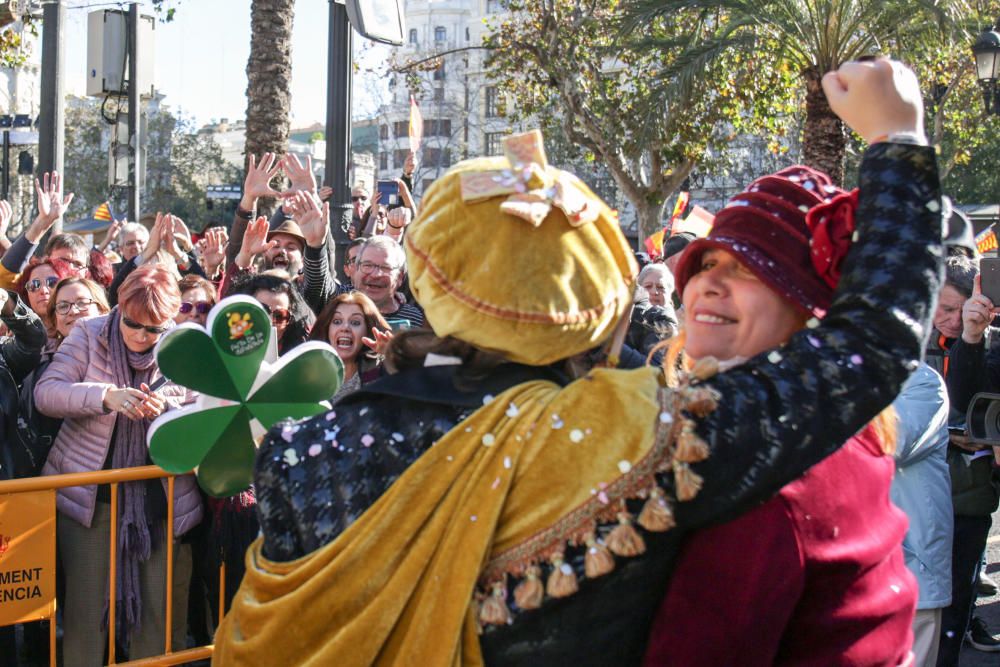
121;314;171;335
26;276;59;292
179;300;212;315
54;298;96;315
260;304;291;325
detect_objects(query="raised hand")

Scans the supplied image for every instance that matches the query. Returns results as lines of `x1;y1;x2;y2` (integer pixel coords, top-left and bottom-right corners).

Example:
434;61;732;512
99;218;124;252
362;326;394;359
200;227;228;277
318;185;333;202
27;171;74;243
822;57;924;144
293;191;330;249
140;212;170;264
241;153;284;209
282;153;316;195
962;274;1000;344
236;216;276;269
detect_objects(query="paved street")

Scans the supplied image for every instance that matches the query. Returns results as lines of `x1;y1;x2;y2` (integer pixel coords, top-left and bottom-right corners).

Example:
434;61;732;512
960;507;1000;666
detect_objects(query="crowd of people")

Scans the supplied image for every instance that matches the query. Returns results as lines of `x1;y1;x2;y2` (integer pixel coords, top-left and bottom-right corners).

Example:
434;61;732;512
0;57;996;667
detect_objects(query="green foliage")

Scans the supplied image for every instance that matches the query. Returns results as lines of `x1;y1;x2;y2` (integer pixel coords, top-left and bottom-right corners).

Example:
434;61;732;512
63;98;240;230
484;0;799;238
150;0;180;23
624;0;981;184
0;15;36;69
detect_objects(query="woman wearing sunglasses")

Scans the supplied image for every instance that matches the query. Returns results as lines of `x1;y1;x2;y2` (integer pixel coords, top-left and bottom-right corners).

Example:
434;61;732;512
175;274;217;327
229;272;314;355
14;258;74;338
35;263;202;665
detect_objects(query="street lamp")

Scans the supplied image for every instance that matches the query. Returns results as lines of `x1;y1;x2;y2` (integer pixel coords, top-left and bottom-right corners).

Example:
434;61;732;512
972;21;1000;115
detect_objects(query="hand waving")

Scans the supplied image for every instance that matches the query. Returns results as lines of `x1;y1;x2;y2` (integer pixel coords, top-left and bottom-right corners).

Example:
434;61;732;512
282;154;317;195
35;171;74;224
290;191;329;249
243;153;284;203
236;216;275;269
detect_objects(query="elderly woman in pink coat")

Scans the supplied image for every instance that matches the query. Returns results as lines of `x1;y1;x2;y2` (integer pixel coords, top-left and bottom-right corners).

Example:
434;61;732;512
36;263;202;666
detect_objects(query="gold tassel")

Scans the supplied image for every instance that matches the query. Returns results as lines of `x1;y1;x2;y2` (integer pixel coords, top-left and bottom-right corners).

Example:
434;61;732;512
478;582;512;626
691;356;720;380
546;555;579;598
675;424;710;463
682;386;720;417
584;534;616;578
605;512;646;557
638;487;676;532
514;566;544;610
674;462;704;501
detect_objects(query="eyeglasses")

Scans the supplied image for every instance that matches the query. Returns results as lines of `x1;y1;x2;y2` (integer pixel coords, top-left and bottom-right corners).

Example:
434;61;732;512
121;314;171;335
54;298;97;315
58;258;86;271
358;261;399;275
179;300;212;315
260;304;291;325
26;276;59;292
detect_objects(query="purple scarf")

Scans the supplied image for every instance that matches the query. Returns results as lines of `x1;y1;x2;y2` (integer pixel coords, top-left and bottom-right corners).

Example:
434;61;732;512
102;308;159;644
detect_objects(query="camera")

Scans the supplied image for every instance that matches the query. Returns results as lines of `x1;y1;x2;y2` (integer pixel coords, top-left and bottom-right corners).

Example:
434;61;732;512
964;392;1000;445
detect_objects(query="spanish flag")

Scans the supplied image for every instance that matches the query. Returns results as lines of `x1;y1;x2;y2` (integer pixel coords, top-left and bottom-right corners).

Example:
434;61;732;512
93;201;114;223
976;224;997;255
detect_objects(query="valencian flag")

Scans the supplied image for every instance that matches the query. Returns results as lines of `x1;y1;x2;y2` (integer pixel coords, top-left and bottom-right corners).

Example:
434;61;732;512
409;95;423;152
93;201;114;223
976;224;998;254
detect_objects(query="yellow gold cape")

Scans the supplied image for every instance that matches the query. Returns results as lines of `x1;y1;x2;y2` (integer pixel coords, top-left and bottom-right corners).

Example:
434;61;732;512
214;366;679;666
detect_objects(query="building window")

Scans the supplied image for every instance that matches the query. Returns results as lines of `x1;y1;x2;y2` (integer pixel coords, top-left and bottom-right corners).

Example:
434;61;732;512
393;149;410;167
393;121;408;138
379;152;388;170
423;147;452;168
425;119;452;137
434;26;446;43
466;27;470;42
485;132;505;157
379;125;389;140
409;28;418;45
434;87;445;103
433;63;446;81
485;86;499;118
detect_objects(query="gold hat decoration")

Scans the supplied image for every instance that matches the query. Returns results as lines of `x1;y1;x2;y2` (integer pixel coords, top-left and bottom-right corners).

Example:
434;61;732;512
405;130;637;366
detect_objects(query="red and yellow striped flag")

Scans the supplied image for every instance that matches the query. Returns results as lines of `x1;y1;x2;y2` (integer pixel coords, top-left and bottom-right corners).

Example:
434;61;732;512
93;201;113;223
976;225;997;254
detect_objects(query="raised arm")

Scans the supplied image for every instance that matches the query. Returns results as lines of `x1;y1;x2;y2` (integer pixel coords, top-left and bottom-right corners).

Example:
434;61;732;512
673;59;942;528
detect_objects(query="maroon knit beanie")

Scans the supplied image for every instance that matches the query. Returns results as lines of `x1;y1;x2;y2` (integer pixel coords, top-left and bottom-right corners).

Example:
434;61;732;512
674;165;858;318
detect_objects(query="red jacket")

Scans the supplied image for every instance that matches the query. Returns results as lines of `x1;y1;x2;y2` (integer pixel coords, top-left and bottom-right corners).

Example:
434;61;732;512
644;425;916;666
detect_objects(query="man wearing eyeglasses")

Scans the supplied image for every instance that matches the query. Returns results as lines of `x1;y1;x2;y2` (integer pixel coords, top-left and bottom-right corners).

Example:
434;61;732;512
354;236;424;330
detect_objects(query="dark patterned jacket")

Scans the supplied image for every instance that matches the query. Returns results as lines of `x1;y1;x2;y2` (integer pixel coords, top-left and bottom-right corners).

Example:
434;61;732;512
254;143;942;665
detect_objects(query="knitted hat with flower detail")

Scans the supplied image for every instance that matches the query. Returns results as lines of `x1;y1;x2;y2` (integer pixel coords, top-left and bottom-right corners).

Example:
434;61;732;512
674;165;856;319
404;130;637;366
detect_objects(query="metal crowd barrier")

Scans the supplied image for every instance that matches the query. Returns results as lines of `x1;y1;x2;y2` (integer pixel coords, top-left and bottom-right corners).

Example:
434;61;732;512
0;465;219;666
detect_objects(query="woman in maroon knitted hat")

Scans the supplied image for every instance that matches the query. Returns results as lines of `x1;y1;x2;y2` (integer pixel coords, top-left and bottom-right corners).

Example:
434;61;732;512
644;58;926;666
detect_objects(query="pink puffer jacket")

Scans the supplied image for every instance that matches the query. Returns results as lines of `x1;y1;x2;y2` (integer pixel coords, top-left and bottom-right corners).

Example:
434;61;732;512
36;315;202;535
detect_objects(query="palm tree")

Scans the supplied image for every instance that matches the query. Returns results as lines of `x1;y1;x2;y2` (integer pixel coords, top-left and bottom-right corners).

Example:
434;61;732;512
624;0;968;185
245;0;295;215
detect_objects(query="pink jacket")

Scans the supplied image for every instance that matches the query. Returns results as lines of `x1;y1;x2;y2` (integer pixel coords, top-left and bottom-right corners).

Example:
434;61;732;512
36;315;202;535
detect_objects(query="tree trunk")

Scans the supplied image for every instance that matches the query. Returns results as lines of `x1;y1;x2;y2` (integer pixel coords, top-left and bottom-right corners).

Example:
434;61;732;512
801;67;845;186
245;0;295;216
636;199;670;248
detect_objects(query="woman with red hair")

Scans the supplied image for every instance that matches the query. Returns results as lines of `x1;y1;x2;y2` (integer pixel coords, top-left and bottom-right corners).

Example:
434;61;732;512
14;258;74;339
35;263;202;666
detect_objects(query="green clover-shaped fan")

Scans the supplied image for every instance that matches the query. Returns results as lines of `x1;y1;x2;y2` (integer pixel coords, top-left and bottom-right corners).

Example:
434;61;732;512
148;295;343;497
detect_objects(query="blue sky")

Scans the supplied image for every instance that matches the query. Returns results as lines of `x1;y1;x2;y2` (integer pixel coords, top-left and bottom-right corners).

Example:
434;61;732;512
60;0;387;128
